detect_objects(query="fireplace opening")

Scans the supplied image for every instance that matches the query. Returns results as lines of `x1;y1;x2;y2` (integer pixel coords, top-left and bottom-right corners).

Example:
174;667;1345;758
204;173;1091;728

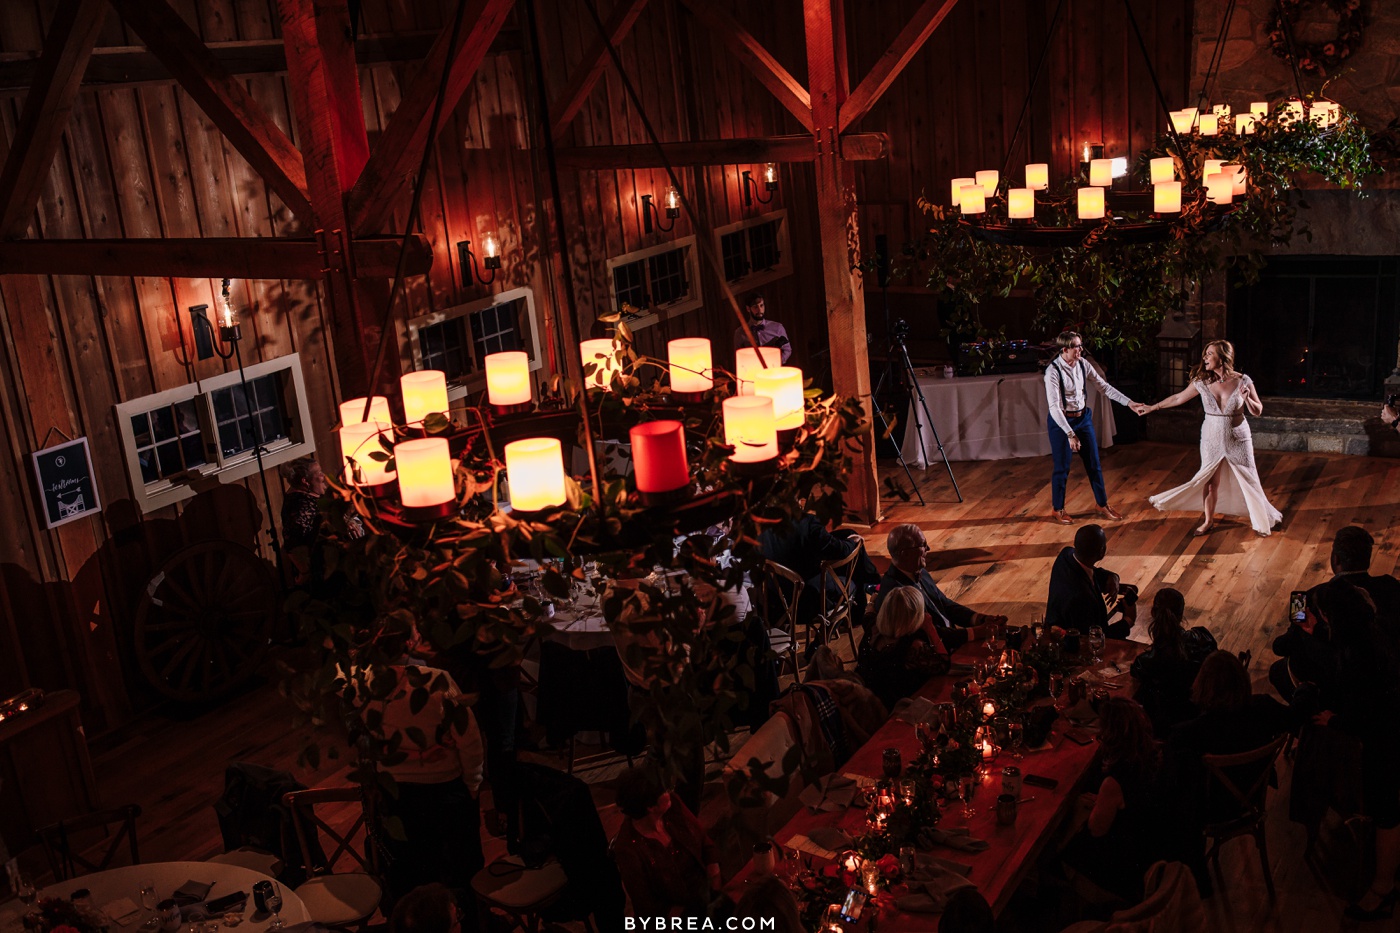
1228;257;1400;400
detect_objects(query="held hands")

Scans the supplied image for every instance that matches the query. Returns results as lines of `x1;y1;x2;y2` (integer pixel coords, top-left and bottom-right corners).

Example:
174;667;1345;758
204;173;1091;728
1129;401;1151;416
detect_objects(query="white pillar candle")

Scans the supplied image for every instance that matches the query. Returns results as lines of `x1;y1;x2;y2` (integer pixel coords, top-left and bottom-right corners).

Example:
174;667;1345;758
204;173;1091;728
400;370;448;424
950;177;976;206
1089;159;1113;187
579;338;620;388
1227;164;1247;196
1077;186;1105;221
1024;163;1049;190
1213;103;1231;120
722;396;778;463
503;437;566;512
1153;181;1182;213
735;346;782;396
1281;100;1303;124
1204;173;1234;204
341;396;392;426
485;351;532;407
1149;157;1175;185
1203;159;1225;181
1169;109;1195;134
975;169;1000;197
396;437;455;510
959;185;986;215
753;366;805;431
1250;101;1269;118
1007;188;1035;220
1198;113;1219;136
667;337;713;394
339;420;395;485
1235;113;1256;135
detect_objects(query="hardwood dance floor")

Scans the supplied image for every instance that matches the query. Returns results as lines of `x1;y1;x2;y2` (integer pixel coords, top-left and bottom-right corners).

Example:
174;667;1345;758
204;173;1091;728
81;442;1398;932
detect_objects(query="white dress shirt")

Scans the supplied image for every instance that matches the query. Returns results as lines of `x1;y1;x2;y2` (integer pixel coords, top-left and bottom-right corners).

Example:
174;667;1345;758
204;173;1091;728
1044;355;1133;437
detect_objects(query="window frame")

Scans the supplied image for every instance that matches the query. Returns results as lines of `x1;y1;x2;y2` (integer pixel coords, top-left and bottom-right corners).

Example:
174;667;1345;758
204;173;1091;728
604;236;703;330
712;210;792;292
403;287;544;405
114;353;316;514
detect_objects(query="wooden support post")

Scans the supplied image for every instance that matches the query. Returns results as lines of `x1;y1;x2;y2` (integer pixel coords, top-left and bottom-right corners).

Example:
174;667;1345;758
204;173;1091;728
804;0;879;523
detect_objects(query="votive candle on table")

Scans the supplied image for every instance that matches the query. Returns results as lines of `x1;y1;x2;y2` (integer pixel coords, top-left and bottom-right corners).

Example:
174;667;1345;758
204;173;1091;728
1198;113;1219;136
341;396;392;426
1007;187;1035;220
667;337;713;395
504;437;566;512
1077;186;1105;221
1205;173;1234;204
982;700;996;720
722;396;778;464
1235;113;1257;135
629;420;689;499
396;437;455;510
339;420;394;486
754;366;805;431
401;370;448;424
1089;159;1113;187
1025;163;1049;190
735;346;781;396
959;185;986;216
950;177;976;206
1149;157;1174;185
579;339;620;388
1154;181;1182;214
485;351;532;407
975;169;1000;197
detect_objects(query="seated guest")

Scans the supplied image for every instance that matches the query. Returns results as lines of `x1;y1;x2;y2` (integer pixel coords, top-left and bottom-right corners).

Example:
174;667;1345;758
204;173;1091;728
1046;524;1138;639
856;586;952;709
1061;698;1167;902
374;647;485;908
613;765;723;919
761;512;877;644
389;884;459;933
1129;588;1217;734
1323;525;1400;650
874;523;1005;651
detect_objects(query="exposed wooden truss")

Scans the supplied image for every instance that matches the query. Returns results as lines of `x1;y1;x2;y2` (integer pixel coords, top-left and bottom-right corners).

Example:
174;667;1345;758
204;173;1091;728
677;0;813;132
840;0;961;132
555;133;890;169
549;0;651;139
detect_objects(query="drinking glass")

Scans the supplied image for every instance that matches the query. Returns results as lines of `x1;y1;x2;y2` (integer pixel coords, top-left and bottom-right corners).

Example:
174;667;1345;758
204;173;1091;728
959;774;977;819
15;875;36;907
1008;718;1026;759
1049;672;1066;706
881;747;902;780
1088;626;1106;663
137;879;158;910
264;884;284;932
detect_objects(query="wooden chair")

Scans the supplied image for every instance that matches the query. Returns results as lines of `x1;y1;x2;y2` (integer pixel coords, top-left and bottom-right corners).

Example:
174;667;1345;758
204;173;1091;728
470;855;577;933
1201;734;1288;899
813;537;866;655
38;804;142;881
283;787;383;927
762;560;805;680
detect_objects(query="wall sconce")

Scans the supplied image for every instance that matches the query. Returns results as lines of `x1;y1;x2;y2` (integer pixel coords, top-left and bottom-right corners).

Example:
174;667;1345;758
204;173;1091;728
458;234;500;286
642;186;680;234
742;163;777;206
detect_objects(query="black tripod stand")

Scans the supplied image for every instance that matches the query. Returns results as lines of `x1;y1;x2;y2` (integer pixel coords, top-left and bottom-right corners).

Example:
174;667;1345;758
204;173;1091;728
869;236;962;504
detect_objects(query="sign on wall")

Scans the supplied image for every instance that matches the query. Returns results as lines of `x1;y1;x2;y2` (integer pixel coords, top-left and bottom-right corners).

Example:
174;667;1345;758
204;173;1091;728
31;437;102;529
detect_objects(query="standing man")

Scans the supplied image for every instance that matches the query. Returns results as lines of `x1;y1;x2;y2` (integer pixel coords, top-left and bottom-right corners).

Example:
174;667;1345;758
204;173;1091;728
1044;331;1147;524
734;293;792;363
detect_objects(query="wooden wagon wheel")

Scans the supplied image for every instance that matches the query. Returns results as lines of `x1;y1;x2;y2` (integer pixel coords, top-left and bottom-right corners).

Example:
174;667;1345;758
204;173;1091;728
134;540;280;702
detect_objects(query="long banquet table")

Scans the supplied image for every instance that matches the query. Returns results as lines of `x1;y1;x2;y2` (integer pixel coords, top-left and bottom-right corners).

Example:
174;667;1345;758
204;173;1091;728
899;367;1118;465
732;639;1141;923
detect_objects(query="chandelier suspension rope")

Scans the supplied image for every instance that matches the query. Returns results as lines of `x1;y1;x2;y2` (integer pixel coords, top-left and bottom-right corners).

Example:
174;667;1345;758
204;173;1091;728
997;0;1068;183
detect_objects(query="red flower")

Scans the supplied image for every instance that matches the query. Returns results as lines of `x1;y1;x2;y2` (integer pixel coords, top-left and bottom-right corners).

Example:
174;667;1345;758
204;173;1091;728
821;863;841;878
877;853;901;876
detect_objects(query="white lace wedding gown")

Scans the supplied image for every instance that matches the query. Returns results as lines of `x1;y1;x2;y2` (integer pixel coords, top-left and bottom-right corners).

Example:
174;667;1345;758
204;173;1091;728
1148;374;1282;536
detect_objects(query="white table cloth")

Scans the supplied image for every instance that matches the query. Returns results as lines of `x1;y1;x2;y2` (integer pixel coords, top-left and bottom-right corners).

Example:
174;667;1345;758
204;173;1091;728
899;367;1117;465
38;862;309;930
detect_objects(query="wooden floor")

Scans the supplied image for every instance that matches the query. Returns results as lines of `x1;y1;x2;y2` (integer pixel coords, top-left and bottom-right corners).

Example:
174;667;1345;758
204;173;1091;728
73;442;1400;932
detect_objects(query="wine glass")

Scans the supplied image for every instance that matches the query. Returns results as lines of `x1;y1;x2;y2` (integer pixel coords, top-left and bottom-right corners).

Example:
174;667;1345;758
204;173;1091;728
264;883;284;931
959;774;977;820
1008;717;1027;760
138;879;157;910
1088;626;1106;664
1049;672;1066;707
16;875;36;907
881;746;902;780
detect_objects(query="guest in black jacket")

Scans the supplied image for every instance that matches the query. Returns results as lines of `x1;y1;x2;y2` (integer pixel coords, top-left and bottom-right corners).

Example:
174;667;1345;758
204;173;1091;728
872;523;1005;652
1268;589;1339;703
856;586;953;708
1322;525;1400;650
1045;524;1137;638
1130;587;1217;735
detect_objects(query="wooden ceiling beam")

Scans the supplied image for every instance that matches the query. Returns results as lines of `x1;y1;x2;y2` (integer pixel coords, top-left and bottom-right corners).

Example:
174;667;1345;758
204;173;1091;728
0;236;433;279
678;0;813;133
106;0;313;223
345;0;516;236
554;133;889;169
839;0;959;133
549;0;650;140
0;0;108;239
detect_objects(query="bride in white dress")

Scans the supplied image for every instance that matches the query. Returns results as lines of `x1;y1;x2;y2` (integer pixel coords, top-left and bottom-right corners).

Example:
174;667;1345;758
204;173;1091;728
1145;339;1282;536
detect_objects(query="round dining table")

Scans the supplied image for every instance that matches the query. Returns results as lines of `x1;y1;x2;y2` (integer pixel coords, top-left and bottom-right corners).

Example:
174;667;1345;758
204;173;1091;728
39;862;309;930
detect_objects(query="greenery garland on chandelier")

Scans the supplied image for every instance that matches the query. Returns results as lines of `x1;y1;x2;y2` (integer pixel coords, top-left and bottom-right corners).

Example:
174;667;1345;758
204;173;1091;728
905;95;1378;375
279;322;868;806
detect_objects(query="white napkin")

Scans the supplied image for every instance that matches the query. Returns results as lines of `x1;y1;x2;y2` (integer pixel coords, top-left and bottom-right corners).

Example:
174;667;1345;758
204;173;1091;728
103;898;143;926
787;833;838;861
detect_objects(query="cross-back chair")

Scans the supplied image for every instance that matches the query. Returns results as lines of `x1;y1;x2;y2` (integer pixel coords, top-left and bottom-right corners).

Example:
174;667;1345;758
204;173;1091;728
1201;733;1288;900
39;804;142;881
282;786;383;927
813;536;866;655
762;560;806;680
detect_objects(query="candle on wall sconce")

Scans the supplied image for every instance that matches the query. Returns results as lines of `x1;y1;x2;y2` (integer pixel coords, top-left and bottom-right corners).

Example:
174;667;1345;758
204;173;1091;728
1205;173;1234;205
667;337;713;400
950;177;976;206
1153;181;1182;214
504;437;566;513
735;346;781;395
1198;113;1219;136
341;396;392;427
722;395;778;468
339;420;395;489
1088;159;1113;187
401;370;448;425
1007;187;1035;220
580;338;620;388
1077;187;1105;221
396;437;456;519
959;185;986;216
753;366;805;433
1024;163;1048;190
485;351;532;413
1149;157;1175;185
975;169;999;197
629;420;690;505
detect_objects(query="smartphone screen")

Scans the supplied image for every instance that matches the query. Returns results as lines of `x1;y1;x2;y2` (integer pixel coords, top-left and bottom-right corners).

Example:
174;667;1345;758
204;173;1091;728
1289;590;1307;623
840;888;868;921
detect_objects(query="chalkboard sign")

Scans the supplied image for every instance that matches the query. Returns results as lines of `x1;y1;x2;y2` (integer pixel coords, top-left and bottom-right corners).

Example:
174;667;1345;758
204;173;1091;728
31;437;102;529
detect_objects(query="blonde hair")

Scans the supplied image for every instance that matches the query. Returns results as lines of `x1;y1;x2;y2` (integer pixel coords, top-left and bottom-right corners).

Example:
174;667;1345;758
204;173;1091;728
876;586;925;639
1055;331;1083;350
1190;339;1236;385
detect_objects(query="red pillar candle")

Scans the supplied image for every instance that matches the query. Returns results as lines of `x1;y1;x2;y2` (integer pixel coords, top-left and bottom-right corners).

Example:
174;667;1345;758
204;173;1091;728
629;420;689;496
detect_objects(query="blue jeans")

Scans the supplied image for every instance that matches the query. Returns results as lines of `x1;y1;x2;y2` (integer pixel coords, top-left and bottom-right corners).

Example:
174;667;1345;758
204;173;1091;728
1049;409;1108;510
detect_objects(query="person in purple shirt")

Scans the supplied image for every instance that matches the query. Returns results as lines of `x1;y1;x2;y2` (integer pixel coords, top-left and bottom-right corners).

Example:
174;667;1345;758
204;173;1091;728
733;293;792;363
